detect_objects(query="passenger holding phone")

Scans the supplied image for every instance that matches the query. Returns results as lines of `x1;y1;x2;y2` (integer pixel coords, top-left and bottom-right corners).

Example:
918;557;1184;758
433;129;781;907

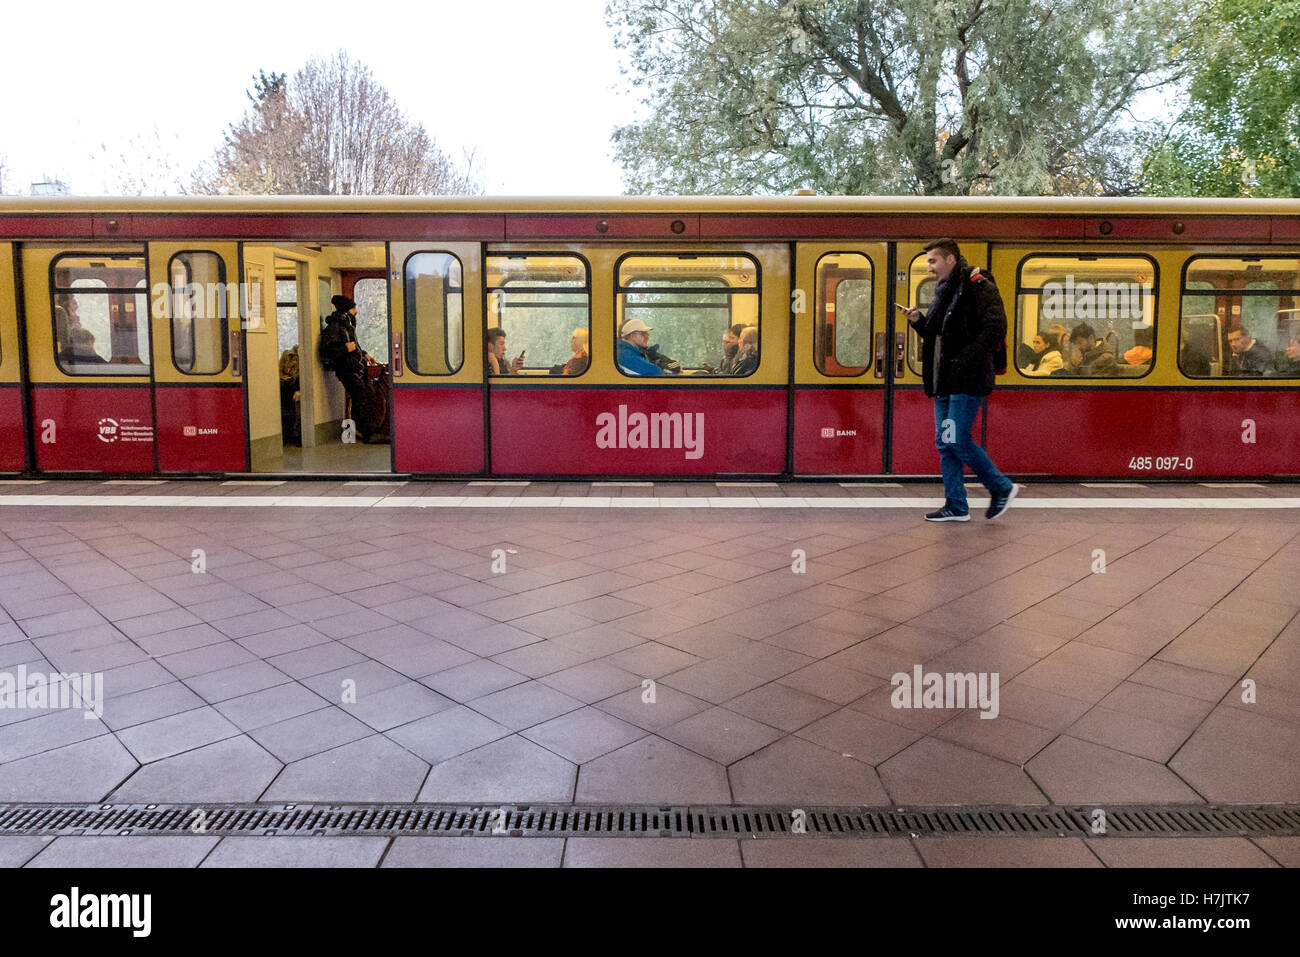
486;327;525;375
901;239;1019;523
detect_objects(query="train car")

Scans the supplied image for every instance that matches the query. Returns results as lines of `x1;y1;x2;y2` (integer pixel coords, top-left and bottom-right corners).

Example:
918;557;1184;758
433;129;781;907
0;196;1297;481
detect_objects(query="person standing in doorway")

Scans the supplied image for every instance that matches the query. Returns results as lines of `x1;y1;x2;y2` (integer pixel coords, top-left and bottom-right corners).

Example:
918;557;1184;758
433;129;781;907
320;294;387;443
901;239;1020;522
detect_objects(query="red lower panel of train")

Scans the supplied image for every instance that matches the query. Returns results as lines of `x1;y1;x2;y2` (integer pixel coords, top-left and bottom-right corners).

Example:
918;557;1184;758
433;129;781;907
489;387;786;475
31;386;155;473
392;386;484;473
792;387;886;474
893;387;1300;478
0;386;23;471
988;388;1300;477
891;388;940;474
154;385;246;472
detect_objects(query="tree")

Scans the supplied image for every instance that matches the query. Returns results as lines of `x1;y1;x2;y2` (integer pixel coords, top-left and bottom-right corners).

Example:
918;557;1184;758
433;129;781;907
195;53;479;196
608;0;1189;196
1139;0;1300;197
90;128;191;196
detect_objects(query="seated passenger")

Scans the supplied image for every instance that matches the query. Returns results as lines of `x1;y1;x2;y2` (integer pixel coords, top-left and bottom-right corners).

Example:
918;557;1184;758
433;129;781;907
1279;336;1300;375
560;328;589;376
1226;326;1274;375
64;327;106;365
616;318;665;375
1053;323;1118;376
1022;331;1063;376
279;347;301;446
486;326;524;375
702;323;745;374
1124;325;1153;366
732;326;759;376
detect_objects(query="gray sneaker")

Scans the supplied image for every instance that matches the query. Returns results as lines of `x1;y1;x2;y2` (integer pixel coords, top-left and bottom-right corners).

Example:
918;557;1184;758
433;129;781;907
925;506;970;522
985;484;1021;520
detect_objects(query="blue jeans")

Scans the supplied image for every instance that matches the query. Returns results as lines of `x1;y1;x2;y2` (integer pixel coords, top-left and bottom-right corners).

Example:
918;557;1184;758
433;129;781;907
933;395;1012;512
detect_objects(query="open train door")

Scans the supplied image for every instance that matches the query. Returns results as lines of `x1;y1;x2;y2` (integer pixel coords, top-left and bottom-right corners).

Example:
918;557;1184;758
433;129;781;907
147;243;247;472
791;242;890;475
387;242;484;474
890;241;990;474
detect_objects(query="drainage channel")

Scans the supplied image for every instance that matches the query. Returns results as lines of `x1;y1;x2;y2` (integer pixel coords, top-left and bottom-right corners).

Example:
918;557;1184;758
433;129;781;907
2;803;1298;839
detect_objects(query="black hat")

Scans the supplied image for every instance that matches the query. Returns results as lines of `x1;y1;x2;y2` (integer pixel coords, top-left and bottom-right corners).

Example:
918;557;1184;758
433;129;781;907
331;295;356;311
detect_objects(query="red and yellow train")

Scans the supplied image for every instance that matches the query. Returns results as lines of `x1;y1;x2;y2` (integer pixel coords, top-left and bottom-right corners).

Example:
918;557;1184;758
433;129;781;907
0;195;1297;480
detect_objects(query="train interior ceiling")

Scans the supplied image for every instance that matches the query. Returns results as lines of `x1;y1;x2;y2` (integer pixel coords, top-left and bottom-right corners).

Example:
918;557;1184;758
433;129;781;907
245;241;391;474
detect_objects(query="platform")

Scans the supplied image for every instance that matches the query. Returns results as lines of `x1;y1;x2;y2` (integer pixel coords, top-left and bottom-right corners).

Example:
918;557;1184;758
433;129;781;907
0;479;1296;868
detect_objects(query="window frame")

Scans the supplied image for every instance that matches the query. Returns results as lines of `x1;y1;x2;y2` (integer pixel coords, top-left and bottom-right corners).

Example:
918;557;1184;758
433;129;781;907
813;252;873;378
904;253;936;377
485;251;591;378
1178;254;1300;380
49;251;151;377
613;250;762;380
1013;251;1160;381
167;250;229;376
402;250;466;377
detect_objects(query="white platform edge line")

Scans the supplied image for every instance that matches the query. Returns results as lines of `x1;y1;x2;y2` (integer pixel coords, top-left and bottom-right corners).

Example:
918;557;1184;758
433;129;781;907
3;495;1300;509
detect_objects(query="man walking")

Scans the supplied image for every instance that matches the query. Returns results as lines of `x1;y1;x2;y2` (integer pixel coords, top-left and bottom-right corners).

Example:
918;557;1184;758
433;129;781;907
902;239;1019;522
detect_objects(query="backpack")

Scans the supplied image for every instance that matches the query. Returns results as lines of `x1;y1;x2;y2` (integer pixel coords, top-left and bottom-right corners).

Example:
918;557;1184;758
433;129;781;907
969;268;1007;376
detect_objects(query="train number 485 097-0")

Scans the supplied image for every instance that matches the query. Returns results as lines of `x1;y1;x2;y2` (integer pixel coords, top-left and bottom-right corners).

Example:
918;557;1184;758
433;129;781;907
1128;456;1194;471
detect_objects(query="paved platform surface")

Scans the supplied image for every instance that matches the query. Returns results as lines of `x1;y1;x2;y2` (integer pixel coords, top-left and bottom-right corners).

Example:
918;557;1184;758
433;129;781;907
0;479;1297;867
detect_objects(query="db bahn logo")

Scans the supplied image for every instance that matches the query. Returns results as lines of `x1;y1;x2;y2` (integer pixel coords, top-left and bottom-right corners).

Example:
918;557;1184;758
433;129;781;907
97;418;119;443
820;426;858;439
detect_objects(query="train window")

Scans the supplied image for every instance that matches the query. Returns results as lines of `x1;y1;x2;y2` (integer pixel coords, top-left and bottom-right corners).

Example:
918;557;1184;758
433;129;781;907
51;254;150;376
167;252;228;374
1180;257;1300;378
404;252;463;375
905;253;936;375
616;254;759;376
814;253;871;376
485;254;588;376
403;253;463;374
1016;255;1156;378
276;278;298;357
353;278;389;362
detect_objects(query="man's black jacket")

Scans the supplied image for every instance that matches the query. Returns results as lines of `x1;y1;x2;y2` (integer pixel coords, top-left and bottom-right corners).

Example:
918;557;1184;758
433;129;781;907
910;265;1007;398
320;309;366;378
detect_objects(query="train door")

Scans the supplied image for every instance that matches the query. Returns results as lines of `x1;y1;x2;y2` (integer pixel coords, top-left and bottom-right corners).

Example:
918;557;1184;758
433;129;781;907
791;242;889;475
22;245;155;474
388;242;483;474
0;243;23;471
890;241;990;474
147;243;246;472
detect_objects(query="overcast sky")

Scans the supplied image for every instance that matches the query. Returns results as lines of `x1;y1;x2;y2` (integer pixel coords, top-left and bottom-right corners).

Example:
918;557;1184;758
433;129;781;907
0;0;632;196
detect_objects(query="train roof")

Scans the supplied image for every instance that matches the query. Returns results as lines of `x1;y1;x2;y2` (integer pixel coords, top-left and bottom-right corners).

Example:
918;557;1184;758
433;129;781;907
3;195;1300;216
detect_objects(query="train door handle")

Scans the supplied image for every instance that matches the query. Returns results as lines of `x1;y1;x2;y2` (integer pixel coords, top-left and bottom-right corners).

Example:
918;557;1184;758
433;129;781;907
230;331;241;376
874;332;886;378
392;333;402;377
894;332;906;377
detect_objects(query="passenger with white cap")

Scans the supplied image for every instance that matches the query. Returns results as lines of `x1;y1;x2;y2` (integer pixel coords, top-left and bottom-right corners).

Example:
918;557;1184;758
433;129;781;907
617;318;667;375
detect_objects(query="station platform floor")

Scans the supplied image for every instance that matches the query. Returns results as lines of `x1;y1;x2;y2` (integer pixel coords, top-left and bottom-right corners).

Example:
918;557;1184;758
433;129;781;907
0;478;1296;868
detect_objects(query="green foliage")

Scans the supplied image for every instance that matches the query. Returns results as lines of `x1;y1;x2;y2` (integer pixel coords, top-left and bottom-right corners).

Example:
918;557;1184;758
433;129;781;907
1140;0;1300;196
608;0;1184;196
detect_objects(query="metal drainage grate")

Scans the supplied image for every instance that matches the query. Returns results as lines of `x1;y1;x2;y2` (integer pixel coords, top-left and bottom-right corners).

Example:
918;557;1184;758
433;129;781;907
1;803;1298;839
